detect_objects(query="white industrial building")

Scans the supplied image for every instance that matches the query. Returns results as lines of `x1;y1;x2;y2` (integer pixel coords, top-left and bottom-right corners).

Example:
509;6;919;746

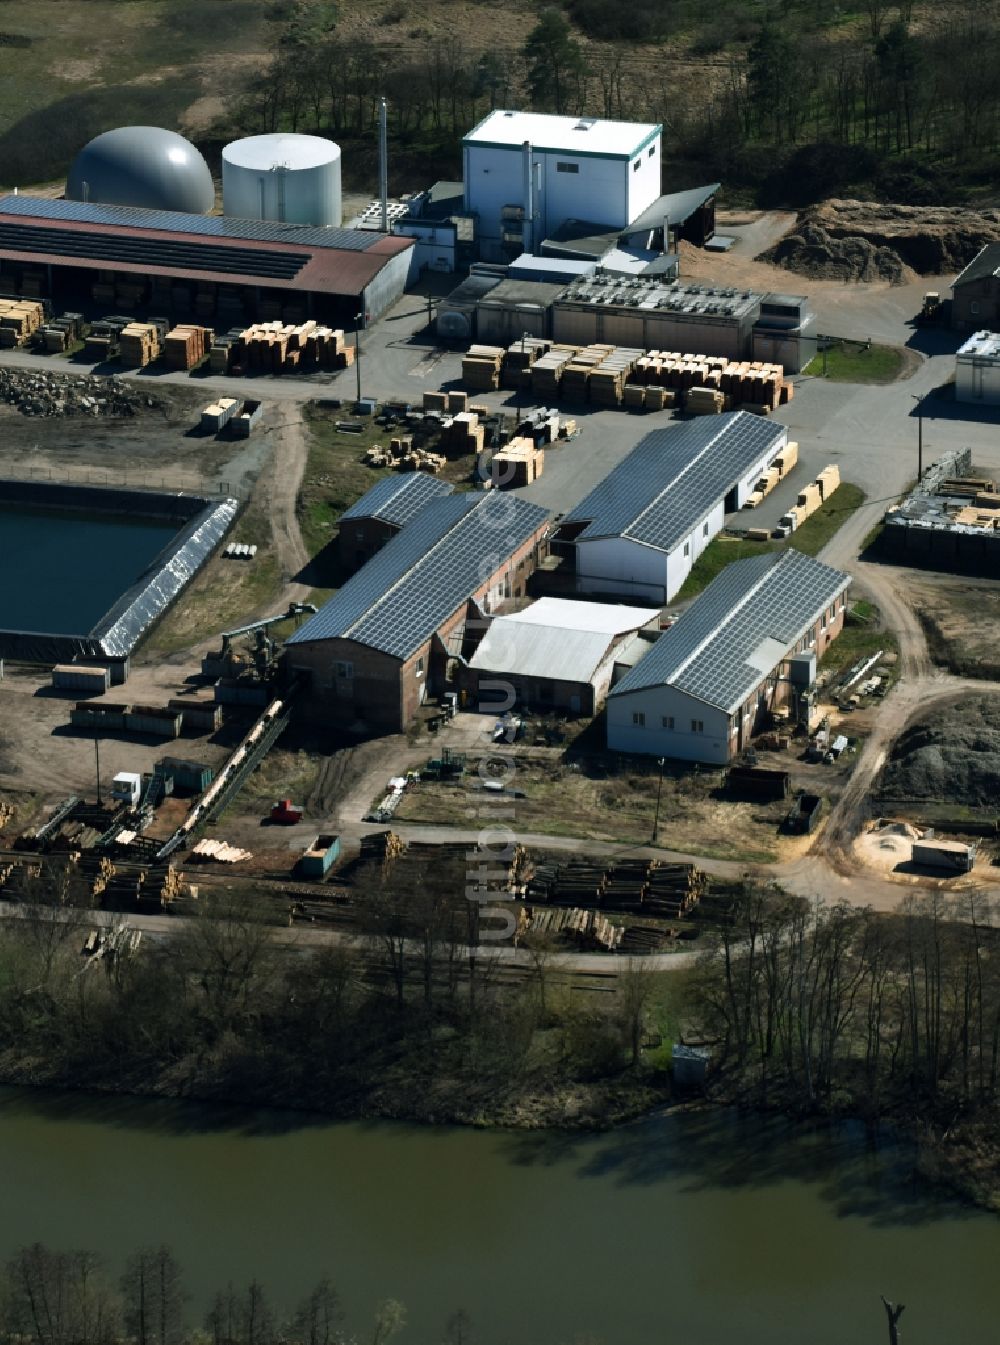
464;597;661;715
606;549;851;764
955;330;1000;406
463;111;662;262
555;412;788;605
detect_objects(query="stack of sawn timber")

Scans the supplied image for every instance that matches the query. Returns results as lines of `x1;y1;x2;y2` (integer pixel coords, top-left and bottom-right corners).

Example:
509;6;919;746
164;324;213;371
462;344;504;391
119;322;162;368
0;298;44;348
224;321;352;375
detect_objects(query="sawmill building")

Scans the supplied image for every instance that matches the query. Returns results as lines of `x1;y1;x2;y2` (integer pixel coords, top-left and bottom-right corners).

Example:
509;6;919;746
0;195;413;326
463;597;661;716
606;549;850;764
337;475;455;576
286;492;550;733
554;412;788;605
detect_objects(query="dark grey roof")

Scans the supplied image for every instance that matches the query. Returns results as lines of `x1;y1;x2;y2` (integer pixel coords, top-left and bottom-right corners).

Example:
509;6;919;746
953;243;1000;289
564;412;784;553
609;549;849;713
0;194;387;252
287;492;550;660
338;475;453;527
542;219;621;259
624;184;720;237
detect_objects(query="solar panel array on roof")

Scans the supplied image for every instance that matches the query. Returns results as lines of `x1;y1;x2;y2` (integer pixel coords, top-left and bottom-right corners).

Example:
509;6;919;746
563;412;784;553
0;194;385;252
0;221;309;280
610;549;849;712
338;474;454;527
288;493;550;660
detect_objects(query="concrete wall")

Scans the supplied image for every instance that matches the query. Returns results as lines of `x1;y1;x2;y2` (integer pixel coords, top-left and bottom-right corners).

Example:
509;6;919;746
361;246;412;323
551;304;754;358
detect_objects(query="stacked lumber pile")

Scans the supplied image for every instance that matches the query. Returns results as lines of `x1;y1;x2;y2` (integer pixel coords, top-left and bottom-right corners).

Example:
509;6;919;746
192;838;252;863
523;906;623;952
364;436;446;474
228;321;350;375
529;345;578;399
164;323;212;371
588;347;644;406
445;390;468;414
743;440;799;509
422;390;447;413
441;410;485;455
0;298;44;348
119;322;162;368
687;386;725;416
502;336;549;389
623;384;674;411
0;799;15;831
462;344;504;391
491;436;543;488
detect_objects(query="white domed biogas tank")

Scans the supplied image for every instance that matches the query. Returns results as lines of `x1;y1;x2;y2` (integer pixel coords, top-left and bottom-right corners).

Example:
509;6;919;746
222;134;342;228
66;127;215;214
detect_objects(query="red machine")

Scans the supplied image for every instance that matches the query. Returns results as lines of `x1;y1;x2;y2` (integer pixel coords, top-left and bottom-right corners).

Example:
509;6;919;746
269;799;303;825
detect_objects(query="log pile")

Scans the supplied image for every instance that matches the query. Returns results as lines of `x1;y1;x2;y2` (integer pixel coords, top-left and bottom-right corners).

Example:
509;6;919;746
526;856;706;916
522;905;623;952
359;830;406;874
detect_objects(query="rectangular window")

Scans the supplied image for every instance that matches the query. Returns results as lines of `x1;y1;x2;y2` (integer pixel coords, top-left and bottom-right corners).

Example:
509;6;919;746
633;159;641;173
416;657;424;676
333;660;353;679
632;711;645;727
661;716;674;730
648;145;657;157
691;719;704;733
683;542;690;557
556;161;579;174
702;521;709;537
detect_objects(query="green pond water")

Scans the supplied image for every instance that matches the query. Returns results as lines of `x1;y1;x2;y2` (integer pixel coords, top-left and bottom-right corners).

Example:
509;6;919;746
0;505;179;634
0;1088;996;1344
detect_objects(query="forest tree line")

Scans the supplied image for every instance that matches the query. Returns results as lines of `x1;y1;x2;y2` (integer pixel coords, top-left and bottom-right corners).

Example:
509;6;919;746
230;0;1000;204
691;885;1000;1123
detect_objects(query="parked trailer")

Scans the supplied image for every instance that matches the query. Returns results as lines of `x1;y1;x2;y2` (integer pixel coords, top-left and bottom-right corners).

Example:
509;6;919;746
912;839;976;874
298;833;341;878
52;664;110;694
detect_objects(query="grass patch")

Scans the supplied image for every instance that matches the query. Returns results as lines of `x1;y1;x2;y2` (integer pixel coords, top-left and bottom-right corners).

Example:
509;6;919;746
819;617;899;678
804;342;906;383
676;483;865;601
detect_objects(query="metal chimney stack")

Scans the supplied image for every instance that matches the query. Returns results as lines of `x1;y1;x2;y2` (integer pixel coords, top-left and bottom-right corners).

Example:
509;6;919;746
522;140;534;256
379;97;389;233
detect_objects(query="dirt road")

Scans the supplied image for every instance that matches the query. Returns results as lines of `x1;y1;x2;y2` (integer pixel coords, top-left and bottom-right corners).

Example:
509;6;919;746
263;410;312;606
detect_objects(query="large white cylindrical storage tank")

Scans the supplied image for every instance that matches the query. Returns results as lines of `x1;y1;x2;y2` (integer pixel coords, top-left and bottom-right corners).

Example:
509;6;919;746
222;133;341;228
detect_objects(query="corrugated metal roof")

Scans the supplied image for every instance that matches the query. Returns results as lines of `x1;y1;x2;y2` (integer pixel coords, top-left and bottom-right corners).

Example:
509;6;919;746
338;475;453;526
470;599;657;682
609;549;849;713
624;184;720;236
287;492;550;660
564;412;784;553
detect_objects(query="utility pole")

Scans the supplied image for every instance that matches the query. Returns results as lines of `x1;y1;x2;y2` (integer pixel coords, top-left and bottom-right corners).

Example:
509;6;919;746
93;731;102;806
911;394;923;479
651;756;665;845
354;310;363;406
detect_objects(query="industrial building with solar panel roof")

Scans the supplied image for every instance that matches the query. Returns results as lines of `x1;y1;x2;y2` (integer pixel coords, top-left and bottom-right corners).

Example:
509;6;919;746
286;491;551;733
606;549;850;764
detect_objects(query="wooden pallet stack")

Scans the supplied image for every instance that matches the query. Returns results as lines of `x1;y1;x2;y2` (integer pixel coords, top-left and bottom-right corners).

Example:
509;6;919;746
364;438;446;474
164;323;213;370
461;344;504;391
119;322;162;368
